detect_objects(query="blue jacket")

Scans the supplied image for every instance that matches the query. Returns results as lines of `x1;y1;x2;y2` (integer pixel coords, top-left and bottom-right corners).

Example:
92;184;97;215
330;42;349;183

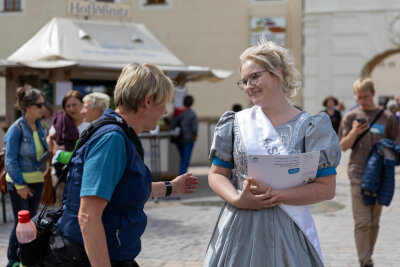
361;138;400;206
4;116;49;185
57;109;152;261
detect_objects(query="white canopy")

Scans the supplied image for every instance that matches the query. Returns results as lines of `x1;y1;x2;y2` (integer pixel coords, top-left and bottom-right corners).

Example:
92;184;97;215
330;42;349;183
2;17;231;82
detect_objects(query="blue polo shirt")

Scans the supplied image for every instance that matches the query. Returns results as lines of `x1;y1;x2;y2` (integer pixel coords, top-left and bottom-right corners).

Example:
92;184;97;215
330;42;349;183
81;131;126;201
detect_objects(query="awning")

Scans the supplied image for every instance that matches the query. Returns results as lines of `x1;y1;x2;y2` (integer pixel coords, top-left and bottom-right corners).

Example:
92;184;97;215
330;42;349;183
1;17;232;82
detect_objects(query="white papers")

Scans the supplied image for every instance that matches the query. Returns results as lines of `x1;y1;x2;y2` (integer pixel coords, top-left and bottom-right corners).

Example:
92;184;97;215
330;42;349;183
247;151;320;190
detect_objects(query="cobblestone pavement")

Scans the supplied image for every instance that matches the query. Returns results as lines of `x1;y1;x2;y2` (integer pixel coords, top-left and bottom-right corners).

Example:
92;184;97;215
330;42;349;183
1;151;400;266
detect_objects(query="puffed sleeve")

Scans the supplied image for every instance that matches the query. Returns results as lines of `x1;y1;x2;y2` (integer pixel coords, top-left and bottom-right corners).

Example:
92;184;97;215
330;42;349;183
209;111;235;169
305;112;341;177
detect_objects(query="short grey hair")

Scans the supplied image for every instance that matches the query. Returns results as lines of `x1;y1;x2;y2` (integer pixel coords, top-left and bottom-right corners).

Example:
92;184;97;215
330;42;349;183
114;63;174;112
83;92;110;113
239;36;302;100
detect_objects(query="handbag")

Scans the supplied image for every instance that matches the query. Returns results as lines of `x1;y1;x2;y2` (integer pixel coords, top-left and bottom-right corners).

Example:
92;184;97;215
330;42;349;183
40;167;56;205
0;148;7;194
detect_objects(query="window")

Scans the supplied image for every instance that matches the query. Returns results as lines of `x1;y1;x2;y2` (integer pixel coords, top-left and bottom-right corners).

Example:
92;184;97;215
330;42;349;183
4;0;21;11
1;0;26;15
140;0;171;9
146;0;166;4
252;0;284;3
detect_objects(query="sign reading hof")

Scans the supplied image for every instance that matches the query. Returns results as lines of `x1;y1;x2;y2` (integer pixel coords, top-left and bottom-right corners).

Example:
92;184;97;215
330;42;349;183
67;0;131;18
251;17;286;46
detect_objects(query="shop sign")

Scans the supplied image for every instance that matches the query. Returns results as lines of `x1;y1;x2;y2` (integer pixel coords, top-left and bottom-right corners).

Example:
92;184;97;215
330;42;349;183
67;0;131;19
251;17;286;46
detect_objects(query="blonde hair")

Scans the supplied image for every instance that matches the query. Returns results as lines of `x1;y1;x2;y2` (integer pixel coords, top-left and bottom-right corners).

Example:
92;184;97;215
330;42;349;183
114;63;174;111
83;92;110;113
353;77;375;94
239;36;302;99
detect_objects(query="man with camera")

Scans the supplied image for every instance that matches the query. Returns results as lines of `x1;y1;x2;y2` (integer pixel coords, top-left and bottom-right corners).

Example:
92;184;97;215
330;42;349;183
339;77;398;267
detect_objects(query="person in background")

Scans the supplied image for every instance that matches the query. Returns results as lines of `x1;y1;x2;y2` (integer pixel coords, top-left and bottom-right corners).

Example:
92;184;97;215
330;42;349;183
81;92;110;123
4;86;49;267
52;92;111;169
231;103;242;112
322;96;342;134
171;95;198;175
172;73;188;118
386;99;399;122
203;38;341;267
41;103;53;136
47;90;89;206
48;90;89;153
378;96;389;110
41;63;199;267
339;77;398;267
386;99;400;146
337;100;346;116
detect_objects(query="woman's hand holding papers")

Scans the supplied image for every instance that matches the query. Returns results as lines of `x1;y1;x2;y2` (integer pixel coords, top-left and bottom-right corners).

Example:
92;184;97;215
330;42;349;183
235;178;282;209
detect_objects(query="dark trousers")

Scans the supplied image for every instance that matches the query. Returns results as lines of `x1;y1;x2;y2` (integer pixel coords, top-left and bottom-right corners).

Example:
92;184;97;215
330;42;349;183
7;182;43;267
177;142;194;175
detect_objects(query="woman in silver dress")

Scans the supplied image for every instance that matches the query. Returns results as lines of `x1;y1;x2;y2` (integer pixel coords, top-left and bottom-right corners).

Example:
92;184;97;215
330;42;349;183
203;38;341;267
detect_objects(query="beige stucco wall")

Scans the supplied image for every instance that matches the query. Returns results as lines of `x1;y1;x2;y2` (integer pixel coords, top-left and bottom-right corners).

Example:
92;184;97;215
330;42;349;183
0;0;303;164
132;0;303;117
303;0;400;115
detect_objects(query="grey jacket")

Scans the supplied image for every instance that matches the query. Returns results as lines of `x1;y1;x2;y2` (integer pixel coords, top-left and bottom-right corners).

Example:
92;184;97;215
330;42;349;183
171;108;198;144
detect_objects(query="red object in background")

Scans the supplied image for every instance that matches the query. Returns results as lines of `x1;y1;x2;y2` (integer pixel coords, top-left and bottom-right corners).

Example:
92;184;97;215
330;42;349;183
173;106;187;117
268;26;286;33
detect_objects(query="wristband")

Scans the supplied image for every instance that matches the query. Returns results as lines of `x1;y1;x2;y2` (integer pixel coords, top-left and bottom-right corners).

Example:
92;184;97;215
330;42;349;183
164;181;172;197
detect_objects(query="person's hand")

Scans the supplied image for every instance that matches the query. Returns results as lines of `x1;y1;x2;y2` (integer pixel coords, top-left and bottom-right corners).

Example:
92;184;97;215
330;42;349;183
351;119;369;136
171;173;199;195
233;179;281;210
17;186;34;199
245;177;269;195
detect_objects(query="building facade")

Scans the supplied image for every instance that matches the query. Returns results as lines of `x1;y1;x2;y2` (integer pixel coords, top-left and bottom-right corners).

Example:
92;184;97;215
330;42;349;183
304;0;400;114
0;0;303;165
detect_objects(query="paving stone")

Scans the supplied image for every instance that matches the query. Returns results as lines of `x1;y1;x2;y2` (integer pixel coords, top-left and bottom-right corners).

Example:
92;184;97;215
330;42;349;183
1;151;400;267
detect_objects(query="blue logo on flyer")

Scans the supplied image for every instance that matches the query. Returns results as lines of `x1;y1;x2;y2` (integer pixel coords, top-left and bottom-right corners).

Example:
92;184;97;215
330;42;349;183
288;168;300;174
369;124;385;135
251;156;258;163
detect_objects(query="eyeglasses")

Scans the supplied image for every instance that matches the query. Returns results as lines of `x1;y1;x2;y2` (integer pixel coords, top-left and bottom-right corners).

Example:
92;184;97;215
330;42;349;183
32;102;45;108
237;70;269;90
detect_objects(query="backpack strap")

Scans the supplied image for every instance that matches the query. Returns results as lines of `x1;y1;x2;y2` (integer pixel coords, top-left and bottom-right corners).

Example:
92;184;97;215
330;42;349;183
38;116;143;221
76;116;143;159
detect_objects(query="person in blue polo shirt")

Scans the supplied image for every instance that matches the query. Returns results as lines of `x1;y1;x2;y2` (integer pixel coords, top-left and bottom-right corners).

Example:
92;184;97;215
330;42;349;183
42;63;199;267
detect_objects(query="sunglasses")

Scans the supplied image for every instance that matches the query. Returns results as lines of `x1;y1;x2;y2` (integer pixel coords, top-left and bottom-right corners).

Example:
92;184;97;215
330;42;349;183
32;102;45;108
